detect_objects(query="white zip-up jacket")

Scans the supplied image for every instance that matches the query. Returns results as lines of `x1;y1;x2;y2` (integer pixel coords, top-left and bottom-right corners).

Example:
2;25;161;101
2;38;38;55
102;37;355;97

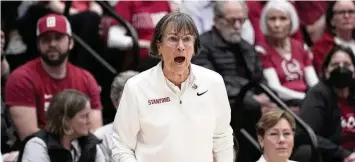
112;62;234;162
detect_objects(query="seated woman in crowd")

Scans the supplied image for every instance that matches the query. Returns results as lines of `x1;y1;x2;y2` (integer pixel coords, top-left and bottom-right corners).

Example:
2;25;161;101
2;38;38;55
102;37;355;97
256;109;296;162
17;90;105;162
312;0;355;75
255;0;319;108
94;70;139;162
299;45;355;162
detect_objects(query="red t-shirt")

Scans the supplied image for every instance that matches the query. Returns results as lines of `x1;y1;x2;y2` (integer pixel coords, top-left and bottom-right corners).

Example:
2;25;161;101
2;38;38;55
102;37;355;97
5;58;102;128
258;39;312;93
311;32;335;75
246;1;304;45
114;1;171;57
338;99;355;150
293;1;329;26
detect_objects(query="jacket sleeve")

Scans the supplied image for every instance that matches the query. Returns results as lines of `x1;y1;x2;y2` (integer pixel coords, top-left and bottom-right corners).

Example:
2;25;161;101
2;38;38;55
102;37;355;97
299;85;352;160
213;75;234;162
111;80;139;162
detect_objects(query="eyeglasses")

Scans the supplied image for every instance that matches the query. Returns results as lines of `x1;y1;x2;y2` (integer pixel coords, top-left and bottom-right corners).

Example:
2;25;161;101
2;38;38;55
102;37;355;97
333;9;355;16
266;131;294;140
221;17;247;26
163;34;195;46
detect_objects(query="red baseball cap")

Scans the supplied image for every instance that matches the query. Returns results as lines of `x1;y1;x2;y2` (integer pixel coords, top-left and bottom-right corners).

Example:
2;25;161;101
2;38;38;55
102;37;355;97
36;14;72;36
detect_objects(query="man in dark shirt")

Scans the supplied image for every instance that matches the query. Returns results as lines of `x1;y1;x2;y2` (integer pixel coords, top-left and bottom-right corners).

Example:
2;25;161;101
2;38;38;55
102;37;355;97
192;1;276;162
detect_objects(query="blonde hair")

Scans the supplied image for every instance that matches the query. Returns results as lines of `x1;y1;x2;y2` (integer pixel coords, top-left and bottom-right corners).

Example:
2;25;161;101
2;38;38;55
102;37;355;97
45;89;89;137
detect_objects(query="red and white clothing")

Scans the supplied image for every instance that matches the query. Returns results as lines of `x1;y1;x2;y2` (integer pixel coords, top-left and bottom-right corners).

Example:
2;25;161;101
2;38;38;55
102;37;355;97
113;1;171;57
338;99;355;150
5;58;102;128
312;32;355;75
256;39;318;100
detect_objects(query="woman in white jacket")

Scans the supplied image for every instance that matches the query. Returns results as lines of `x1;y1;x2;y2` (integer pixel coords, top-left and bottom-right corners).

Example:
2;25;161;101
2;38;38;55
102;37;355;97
111;12;234;162
256;109;297;162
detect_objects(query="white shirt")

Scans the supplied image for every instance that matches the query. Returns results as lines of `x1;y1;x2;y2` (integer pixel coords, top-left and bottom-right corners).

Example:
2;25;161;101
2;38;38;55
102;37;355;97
95;123;114;162
334;36;355;55
256;155;297;162
111;62;234;162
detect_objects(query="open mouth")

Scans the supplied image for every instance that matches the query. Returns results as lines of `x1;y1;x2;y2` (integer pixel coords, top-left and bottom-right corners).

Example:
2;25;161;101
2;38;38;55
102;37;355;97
174;56;185;64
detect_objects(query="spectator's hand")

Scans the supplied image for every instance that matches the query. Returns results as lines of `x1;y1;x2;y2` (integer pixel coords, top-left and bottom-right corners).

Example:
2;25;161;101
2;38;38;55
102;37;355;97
253;94;270;105
344;152;355;162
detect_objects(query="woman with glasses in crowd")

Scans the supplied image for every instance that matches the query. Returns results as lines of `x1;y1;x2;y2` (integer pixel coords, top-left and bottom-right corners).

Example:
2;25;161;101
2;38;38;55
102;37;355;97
256;109;296;162
111;12;234;162
312;0;355;75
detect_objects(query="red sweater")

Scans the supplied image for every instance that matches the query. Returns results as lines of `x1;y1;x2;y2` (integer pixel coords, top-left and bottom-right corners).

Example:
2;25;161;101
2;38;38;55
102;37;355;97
311;32;335;75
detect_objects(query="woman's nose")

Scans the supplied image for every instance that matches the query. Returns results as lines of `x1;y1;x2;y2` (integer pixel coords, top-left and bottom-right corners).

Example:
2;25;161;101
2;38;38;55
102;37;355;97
278;135;286;143
177;39;185;51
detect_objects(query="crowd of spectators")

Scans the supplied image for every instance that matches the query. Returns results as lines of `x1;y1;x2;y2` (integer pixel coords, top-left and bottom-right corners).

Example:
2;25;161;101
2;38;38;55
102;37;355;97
1;0;355;162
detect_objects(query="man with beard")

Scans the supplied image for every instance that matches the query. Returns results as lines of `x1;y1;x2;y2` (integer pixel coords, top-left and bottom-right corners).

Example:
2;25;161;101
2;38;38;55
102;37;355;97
192;1;277;162
4;14;103;141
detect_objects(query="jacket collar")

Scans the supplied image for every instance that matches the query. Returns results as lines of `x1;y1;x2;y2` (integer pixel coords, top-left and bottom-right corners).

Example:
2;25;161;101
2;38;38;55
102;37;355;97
46;132;101;151
155;61;196;86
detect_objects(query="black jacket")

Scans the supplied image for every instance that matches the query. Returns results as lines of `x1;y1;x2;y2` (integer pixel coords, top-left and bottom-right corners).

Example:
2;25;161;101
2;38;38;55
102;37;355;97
17;130;101;162
298;80;352;162
193;28;264;110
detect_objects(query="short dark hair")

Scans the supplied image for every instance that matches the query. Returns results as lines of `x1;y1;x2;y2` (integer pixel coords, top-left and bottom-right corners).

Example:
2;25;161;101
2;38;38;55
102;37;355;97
149;11;200;57
46;89;89;137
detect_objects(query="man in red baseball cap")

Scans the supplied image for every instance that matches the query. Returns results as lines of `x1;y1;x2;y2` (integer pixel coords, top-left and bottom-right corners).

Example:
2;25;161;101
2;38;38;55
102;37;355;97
36;13;73;66
5;13;103;141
